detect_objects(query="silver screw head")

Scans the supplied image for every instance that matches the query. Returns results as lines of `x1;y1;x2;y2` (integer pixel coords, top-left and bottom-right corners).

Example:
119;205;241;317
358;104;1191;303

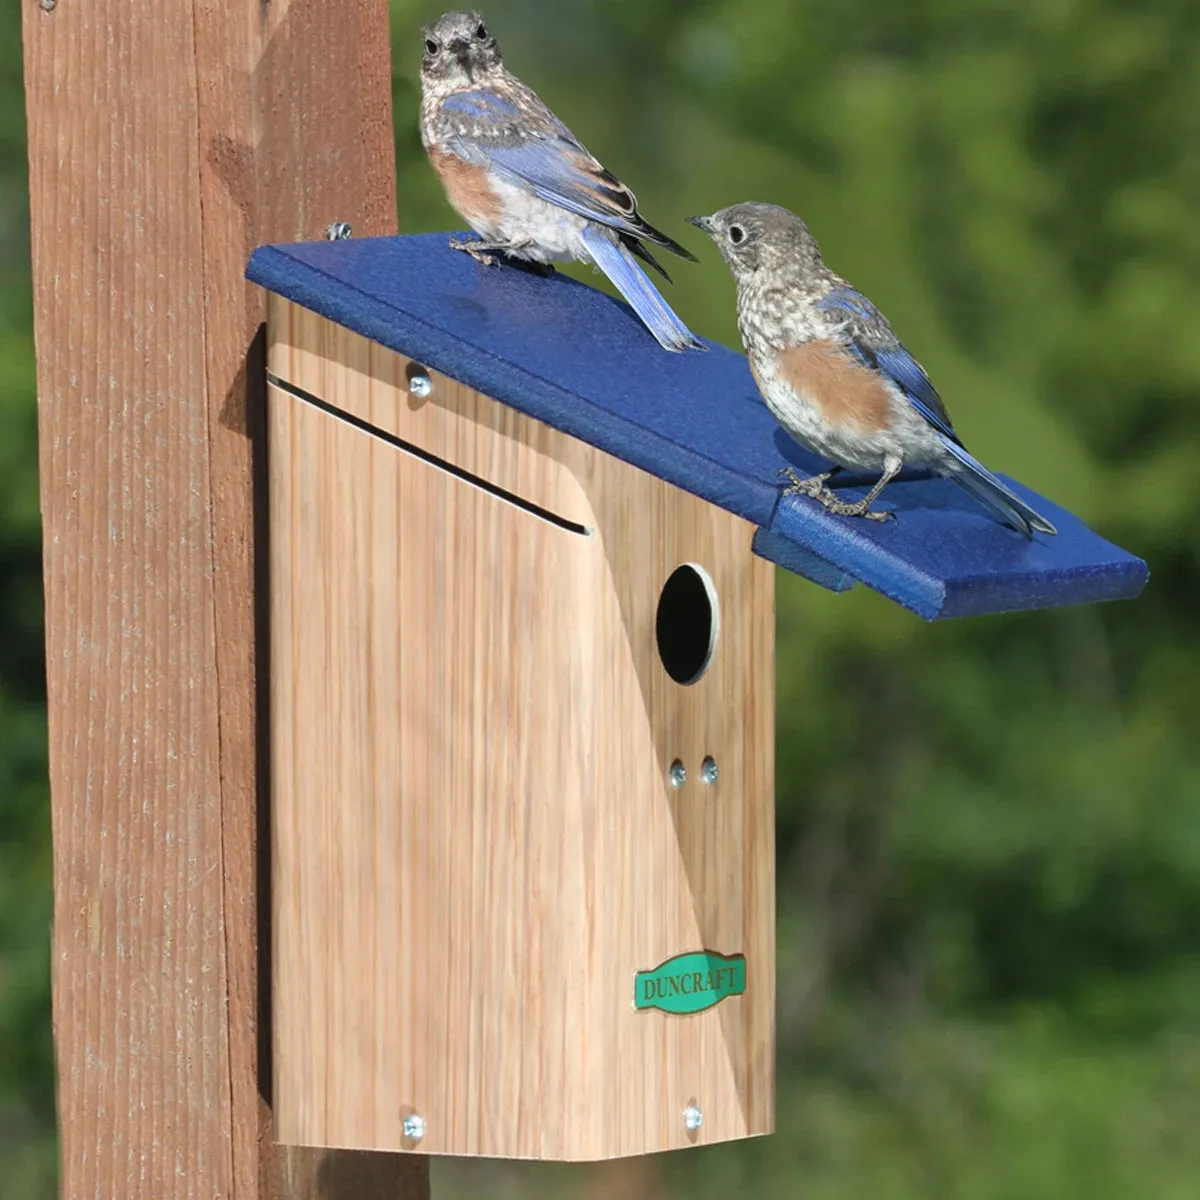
40;0;56;10
683;1104;703;1132
701;756;719;785
325;221;352;241
409;372;433;399
669;760;687;789
402;1112;426;1142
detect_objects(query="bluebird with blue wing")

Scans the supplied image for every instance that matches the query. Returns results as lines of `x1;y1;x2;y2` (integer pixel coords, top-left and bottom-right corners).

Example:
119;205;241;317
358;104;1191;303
687;203;1056;536
419;10;704;353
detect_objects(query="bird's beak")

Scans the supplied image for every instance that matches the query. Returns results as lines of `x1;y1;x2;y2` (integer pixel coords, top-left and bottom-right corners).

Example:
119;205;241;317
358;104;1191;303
448;37;470;57
685;215;715;235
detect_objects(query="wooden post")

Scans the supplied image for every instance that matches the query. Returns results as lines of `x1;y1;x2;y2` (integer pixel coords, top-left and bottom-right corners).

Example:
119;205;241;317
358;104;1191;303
22;1;429;1196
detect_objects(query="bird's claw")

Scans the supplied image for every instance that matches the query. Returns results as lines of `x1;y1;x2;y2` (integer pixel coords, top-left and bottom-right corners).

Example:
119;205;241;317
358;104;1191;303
778;467;834;499
819;496;895;523
778;466;896;524
448;237;499;267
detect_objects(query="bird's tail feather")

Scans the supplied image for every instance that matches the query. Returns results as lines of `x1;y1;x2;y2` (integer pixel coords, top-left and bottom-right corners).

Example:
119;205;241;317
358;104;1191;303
943;440;1057;538
624;235;673;283
580;226;705;353
636;218;700;263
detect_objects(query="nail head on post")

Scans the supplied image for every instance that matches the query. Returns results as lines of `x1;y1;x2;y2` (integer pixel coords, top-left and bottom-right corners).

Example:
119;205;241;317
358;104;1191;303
402;1112;426;1143
683;1104;703;1133
669;760;687;789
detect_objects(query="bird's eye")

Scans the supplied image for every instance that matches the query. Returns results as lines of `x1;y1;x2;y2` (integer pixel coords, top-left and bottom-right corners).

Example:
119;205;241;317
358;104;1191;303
729;225;745;245
424;38;440;55
475;22;488;38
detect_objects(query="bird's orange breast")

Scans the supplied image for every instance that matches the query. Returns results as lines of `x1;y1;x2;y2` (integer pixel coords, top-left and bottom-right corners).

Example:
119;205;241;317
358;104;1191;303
429;151;504;225
776;340;894;433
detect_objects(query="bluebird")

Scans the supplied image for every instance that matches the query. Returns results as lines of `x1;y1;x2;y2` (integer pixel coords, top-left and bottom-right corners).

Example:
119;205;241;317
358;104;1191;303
419;10;704;353
687;203;1057;537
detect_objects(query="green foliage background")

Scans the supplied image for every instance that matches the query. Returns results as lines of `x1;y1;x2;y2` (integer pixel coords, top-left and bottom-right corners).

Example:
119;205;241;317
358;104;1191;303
3;1;1199;1195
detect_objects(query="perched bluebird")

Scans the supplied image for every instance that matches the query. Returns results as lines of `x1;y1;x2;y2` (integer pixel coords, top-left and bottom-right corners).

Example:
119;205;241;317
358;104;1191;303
419;10;704;353
687;203;1057;537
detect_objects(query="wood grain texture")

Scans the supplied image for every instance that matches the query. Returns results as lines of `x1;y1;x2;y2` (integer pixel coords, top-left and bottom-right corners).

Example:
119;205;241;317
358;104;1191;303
23;1;426;1195
268;301;776;1161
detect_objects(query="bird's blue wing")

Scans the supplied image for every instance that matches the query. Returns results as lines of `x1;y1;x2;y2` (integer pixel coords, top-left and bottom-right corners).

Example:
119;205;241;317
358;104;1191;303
439;89;647;238
818;286;961;445
482;139;645;235
440;90;526;123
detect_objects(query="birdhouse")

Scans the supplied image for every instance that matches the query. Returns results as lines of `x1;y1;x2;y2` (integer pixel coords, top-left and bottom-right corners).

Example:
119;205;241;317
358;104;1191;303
246;233;1147;1163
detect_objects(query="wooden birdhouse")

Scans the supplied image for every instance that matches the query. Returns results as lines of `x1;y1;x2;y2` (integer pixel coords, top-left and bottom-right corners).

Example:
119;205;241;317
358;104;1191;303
246;233;1147;1163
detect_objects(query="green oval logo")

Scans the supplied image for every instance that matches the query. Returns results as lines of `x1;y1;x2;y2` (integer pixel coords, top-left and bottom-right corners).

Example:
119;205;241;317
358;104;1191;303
634;950;746;1015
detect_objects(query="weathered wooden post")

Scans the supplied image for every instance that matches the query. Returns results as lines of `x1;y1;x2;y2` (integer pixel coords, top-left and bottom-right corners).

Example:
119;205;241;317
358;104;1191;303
23;1;428;1195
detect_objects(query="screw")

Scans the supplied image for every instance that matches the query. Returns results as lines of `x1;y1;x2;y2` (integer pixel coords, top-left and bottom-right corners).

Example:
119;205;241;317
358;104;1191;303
40;0;56;10
669;760;687;789
409;371;433;399
683;1104;703;1132
325;221;352;240
701;756;718;785
402;1112;426;1143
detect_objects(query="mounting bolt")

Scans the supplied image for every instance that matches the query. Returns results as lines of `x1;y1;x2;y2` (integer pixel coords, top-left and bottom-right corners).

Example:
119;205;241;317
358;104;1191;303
325;221;352;241
409;371;433;399
402;1112;426;1143
701;756;718;785
669;760;687;789
683;1104;703;1132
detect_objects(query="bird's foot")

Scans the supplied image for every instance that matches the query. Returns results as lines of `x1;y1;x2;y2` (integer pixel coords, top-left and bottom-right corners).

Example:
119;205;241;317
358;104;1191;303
779;467;894;523
448;236;500;267
817;493;895;523
779;467;836;500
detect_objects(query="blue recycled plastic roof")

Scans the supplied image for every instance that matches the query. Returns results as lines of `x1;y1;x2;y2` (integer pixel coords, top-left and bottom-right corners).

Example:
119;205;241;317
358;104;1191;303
247;233;1148;620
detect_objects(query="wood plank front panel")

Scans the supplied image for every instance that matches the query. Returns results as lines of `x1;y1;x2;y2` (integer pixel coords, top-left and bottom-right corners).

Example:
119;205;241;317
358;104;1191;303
269;310;775;1160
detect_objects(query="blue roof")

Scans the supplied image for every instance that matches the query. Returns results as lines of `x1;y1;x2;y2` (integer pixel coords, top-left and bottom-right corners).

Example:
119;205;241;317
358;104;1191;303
247;233;1148;620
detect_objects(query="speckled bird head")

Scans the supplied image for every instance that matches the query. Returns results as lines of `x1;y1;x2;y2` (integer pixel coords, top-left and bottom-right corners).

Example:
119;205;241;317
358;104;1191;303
420;11;502;89
687;203;828;286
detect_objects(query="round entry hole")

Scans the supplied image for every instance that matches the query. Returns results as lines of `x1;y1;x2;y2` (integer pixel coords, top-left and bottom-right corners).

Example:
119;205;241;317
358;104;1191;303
656;564;719;685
